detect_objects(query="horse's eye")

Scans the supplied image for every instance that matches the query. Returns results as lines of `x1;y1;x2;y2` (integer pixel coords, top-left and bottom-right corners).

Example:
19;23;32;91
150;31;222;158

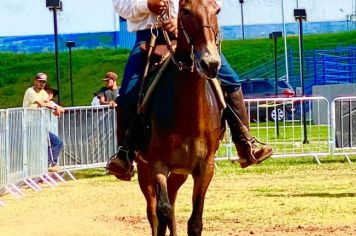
216;8;221;15
181;8;190;16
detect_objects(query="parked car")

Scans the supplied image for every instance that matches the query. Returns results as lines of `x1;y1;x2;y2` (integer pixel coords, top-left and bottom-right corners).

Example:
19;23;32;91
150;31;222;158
240;78;295;121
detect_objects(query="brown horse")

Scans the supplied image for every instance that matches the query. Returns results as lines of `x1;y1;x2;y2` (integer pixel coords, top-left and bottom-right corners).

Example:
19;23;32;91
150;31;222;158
137;0;223;235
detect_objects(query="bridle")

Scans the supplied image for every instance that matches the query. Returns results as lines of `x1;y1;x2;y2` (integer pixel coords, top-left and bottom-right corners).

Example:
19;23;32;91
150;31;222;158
158;3;221;72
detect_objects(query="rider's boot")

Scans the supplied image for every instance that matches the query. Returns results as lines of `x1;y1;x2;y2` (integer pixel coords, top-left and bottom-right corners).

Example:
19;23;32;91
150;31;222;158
225;89;273;168
106;105;137;181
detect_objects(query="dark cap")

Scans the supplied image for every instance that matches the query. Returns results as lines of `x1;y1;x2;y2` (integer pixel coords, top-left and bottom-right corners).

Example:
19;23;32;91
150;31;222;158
44;85;58;96
102;72;117;81
35;72;48;81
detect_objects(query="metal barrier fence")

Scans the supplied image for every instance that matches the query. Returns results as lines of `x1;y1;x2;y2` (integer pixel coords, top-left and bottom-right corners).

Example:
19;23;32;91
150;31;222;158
0;110;7;188
1;97;354;205
6;109;48;181
0;106;117;197
0;108;50;199
216;96;331;163
58;106;117;170
331;96;356;163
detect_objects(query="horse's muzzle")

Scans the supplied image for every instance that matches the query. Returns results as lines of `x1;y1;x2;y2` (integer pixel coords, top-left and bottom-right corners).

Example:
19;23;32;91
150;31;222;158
198;55;221;79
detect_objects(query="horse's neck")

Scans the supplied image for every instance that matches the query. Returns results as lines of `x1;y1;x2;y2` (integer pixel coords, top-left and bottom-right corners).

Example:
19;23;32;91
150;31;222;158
172;67;218;124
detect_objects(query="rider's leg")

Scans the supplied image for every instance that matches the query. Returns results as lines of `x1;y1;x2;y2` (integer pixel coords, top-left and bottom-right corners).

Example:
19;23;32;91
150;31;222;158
107;29;174;180
106;104;137;180
106;33;148;180
218;54;273;168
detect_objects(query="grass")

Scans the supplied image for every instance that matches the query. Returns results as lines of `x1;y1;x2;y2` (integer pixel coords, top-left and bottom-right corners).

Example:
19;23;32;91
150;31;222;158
217;121;331;159
0;31;356;108
74;159;356;229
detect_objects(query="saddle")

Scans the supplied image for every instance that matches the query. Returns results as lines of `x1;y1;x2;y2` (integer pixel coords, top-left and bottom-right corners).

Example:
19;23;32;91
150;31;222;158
140;40;177;65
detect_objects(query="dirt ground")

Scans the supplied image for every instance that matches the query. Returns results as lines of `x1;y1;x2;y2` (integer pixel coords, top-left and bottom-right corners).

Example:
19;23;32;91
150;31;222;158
0;169;355;236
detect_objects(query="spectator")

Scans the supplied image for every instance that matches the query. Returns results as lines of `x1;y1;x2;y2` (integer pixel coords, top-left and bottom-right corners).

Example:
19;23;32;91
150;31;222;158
91;91;101;106
44;85;65;115
23;72;64;172
98;72;119;107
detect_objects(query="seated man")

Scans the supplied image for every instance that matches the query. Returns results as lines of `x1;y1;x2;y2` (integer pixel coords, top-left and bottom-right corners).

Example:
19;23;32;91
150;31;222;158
23;72;64;172
44;85;64;172
107;0;272;180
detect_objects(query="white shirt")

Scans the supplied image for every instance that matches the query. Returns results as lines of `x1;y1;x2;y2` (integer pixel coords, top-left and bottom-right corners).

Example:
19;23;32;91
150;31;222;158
113;0;178;32
113;0;223;32
91;96;101;106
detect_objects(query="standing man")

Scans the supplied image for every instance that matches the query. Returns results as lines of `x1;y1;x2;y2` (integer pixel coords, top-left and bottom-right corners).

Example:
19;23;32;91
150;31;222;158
98;72;119;107
23;72;64;172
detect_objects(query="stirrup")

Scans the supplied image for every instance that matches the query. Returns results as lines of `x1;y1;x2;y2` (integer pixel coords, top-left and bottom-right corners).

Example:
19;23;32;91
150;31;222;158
106;147;132;173
248;137;272;164
236;137;272;166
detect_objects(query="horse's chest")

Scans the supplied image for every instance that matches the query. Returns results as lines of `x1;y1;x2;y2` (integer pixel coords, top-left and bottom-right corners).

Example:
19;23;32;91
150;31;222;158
158;135;213;173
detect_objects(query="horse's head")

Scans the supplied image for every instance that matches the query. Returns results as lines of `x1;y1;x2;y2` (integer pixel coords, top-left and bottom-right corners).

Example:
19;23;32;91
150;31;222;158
177;0;221;79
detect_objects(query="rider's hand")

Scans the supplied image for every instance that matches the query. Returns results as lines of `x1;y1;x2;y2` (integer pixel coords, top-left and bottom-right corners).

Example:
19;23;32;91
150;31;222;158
162;18;178;38
147;0;167;15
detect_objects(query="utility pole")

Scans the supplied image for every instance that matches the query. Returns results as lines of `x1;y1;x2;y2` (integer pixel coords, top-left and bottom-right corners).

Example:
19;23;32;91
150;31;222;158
46;0;63;104
294;8;309;144
66;41;76;106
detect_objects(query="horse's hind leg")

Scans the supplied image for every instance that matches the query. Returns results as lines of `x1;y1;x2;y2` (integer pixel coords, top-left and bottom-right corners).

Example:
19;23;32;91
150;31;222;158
167;173;189;235
188;161;215;236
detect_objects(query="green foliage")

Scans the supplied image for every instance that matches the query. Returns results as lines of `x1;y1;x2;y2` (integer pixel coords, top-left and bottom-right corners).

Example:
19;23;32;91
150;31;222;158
0;31;355;108
222;31;356;73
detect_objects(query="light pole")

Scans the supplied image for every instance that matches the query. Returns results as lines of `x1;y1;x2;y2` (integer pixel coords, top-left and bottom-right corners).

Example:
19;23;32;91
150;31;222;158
280;0;289;82
66;41;76;106
269;31;282;137
239;0;245;40
46;0;63;104
294;8;309;144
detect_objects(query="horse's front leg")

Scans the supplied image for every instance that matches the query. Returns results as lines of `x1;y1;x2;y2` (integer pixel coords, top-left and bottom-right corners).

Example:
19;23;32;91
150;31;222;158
188;159;215;236
154;162;173;236
137;163;158;236
167;173;189;235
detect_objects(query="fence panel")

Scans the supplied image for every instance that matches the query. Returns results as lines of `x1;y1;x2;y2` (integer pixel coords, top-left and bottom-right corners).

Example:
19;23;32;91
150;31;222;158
7;108;26;184
216;97;331;162
0;110;7;188
25;109;50;177
6;108;49;183
331;96;356;161
58;106;117;170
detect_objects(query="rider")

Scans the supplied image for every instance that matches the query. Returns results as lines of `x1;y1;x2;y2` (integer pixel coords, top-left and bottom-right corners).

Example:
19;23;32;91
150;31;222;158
107;0;273;180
